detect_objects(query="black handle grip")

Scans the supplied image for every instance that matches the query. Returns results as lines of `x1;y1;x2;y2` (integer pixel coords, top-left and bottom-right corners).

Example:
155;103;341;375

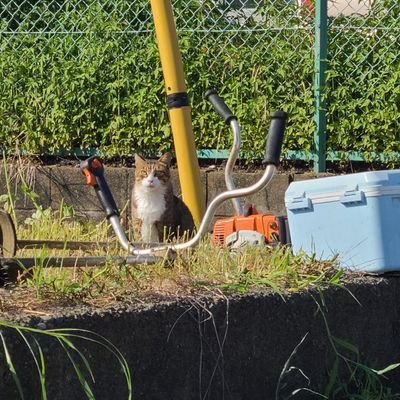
204;88;236;125
80;156;120;218
263;111;288;165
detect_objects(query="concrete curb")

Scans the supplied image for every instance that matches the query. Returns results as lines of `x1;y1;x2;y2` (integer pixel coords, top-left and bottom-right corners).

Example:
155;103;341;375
1;278;400;399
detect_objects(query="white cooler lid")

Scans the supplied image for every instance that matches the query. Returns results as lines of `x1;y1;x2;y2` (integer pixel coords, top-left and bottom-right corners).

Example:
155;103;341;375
285;170;400;206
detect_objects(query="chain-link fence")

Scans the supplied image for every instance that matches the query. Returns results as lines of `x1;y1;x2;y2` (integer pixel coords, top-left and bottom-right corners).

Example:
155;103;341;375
0;0;399;166
326;0;399;165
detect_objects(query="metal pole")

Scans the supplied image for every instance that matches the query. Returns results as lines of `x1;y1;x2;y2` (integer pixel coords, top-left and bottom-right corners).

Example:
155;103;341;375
150;0;205;227
313;0;328;172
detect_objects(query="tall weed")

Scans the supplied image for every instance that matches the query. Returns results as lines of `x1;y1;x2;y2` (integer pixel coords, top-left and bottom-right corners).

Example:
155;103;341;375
0;321;132;399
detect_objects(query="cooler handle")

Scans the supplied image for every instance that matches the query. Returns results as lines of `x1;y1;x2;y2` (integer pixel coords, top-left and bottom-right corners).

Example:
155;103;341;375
287;196;312;211
340;189;365;205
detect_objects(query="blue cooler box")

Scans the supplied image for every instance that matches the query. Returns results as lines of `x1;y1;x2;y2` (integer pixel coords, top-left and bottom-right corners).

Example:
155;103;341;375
285;170;400;273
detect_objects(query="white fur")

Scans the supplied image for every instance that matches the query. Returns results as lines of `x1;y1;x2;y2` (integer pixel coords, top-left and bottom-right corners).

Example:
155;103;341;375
133;172;167;242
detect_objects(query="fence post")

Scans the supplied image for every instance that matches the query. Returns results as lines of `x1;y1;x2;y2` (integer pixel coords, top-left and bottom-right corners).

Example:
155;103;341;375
313;0;328;172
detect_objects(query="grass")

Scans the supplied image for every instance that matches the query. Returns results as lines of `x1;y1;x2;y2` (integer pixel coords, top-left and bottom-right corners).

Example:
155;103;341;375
18;198;112;243
3;201;346;305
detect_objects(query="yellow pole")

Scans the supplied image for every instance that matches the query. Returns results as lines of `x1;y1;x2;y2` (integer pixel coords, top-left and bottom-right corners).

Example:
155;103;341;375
150;0;205;227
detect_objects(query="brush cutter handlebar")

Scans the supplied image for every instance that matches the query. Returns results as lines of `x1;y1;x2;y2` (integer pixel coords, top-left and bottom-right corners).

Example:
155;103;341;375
205;87;242;215
204;88;236;125
263;111;288;166
80;156;119;219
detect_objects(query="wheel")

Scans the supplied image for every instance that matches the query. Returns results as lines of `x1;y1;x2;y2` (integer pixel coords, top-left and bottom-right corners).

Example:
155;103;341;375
0;210;17;257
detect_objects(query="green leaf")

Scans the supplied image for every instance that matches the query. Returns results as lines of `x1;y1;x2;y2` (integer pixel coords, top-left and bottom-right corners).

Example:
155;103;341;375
0;331;25;400
372;363;400;376
332;336;360;356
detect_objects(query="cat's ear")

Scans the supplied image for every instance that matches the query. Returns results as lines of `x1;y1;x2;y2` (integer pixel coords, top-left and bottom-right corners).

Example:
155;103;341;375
135;153;146;167
158;152;172;167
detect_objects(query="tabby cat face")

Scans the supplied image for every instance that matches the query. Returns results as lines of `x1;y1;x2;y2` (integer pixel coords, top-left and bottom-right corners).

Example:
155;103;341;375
134;153;172;190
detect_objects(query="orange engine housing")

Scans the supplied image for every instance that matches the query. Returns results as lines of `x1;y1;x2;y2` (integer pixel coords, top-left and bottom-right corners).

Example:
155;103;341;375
212;214;280;246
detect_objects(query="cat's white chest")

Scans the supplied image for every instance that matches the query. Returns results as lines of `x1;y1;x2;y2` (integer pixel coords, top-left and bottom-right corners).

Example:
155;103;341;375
134;183;167;242
134;184;167;222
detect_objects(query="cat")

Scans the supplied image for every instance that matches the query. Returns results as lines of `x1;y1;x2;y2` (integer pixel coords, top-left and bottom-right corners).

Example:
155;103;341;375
131;152;195;243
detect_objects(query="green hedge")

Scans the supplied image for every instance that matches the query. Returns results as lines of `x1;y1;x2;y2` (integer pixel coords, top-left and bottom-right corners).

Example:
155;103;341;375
0;0;398;161
326;0;400;162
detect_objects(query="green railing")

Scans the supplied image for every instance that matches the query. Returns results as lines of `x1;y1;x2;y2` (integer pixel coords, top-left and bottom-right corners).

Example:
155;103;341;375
0;0;399;171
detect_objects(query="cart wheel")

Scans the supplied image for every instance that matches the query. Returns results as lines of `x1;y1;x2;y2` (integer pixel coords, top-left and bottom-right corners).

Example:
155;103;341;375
0;210;17;257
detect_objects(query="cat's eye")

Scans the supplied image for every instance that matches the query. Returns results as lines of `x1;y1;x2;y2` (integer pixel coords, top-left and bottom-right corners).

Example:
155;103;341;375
139;169;148;178
155;170;163;177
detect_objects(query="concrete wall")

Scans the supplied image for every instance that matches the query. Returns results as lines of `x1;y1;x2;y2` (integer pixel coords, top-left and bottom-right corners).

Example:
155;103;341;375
1;277;400;399
0;163;313;225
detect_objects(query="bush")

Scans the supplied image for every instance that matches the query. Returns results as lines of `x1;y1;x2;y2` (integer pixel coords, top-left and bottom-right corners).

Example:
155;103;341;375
0;0;398;161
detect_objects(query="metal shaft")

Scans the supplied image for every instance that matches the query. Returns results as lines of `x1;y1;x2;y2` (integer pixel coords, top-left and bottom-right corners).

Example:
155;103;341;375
225;119;243;215
150;0;205;227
